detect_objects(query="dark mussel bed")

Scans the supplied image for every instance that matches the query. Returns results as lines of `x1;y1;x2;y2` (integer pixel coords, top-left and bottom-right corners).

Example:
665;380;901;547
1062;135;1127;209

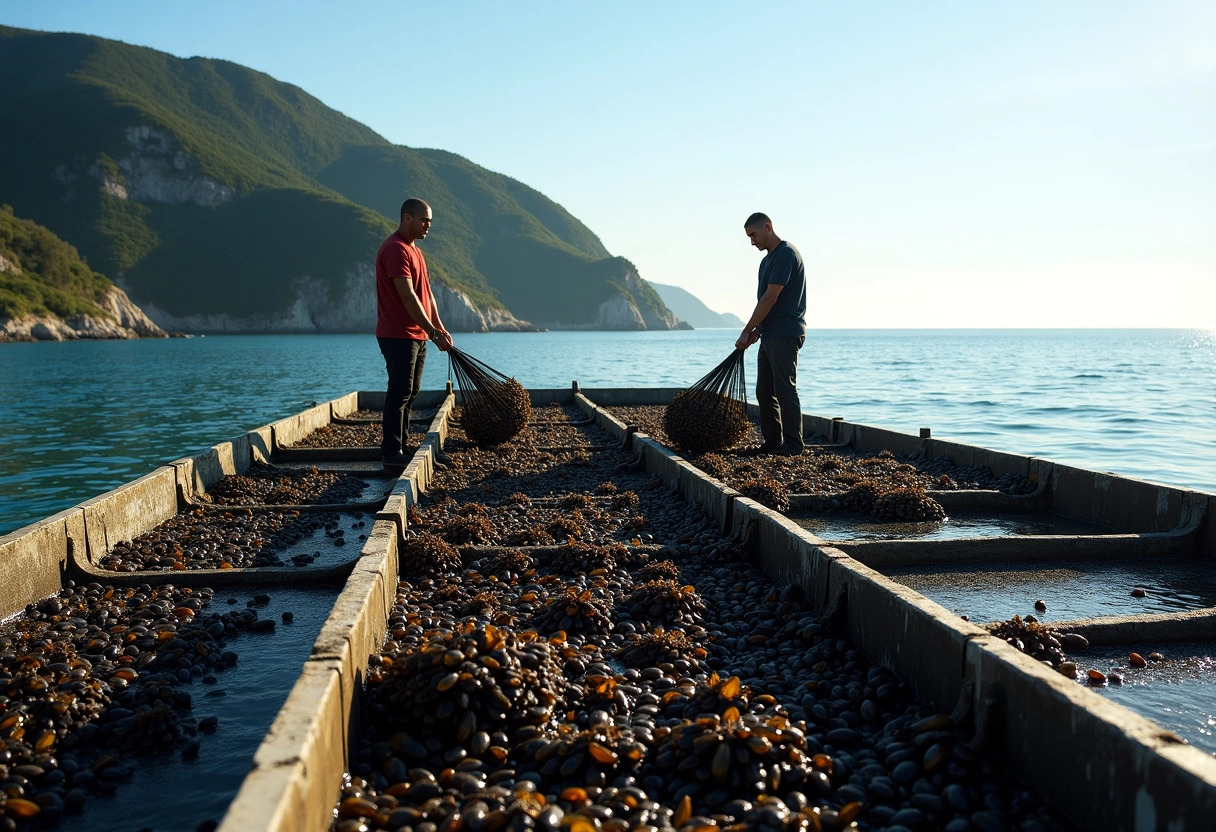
100;508;371;571
331;403;1071;832
200;462;389;506
0;581;341;830
606;406;1032;521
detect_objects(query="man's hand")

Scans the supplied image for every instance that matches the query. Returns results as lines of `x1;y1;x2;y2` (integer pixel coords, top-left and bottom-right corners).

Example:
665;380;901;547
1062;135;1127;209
735;328;760;350
432;328;454;352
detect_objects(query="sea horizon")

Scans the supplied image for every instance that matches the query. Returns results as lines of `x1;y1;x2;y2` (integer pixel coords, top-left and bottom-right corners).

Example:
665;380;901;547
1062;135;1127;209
2;327;1213;535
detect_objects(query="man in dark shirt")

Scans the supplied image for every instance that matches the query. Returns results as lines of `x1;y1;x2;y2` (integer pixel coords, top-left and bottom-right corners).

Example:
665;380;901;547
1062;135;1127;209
735;212;807;455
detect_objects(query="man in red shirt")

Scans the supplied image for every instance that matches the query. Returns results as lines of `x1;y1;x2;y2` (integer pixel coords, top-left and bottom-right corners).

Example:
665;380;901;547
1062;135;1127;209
376;198;452;468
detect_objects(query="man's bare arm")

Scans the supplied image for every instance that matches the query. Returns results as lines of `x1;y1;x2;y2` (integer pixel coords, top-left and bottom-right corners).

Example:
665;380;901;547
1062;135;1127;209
393;277;452;351
735;283;784;349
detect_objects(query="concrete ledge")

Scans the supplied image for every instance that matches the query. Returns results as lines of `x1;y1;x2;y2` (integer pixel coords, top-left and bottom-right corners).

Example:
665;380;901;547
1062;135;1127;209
748;504;843;614
966;636;1216;830
426;393;455;445
273;446;381;463
0;507;84;619
170;439;253;502
79;467;179;566
574;393;632;442
1052;607;1216;646
676;463;739;535
831;556;987;712
218;659;348;832
219;522;400;832
636;436;684;489
311;520;398;699
839;530;1201;568
330;393;359;419
271;402;332;449
578;387;680;407
1049;463;1197;533
247;427;274;464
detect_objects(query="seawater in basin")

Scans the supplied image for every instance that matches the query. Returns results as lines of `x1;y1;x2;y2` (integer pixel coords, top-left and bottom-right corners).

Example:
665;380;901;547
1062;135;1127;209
79;583;340;832
791;510;1113;542
883;557;1216;621
1074;643;1216;756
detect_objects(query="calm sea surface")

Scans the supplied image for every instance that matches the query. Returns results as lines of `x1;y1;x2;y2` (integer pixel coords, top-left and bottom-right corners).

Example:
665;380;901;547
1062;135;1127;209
2;328;1214;536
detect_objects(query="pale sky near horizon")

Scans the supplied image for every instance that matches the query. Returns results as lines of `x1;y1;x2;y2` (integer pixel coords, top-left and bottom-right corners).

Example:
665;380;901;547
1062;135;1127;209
4;1;1214;328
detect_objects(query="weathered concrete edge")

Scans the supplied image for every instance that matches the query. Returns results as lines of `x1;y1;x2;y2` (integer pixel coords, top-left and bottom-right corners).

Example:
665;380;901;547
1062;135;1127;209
839;531;1199;567
969;635;1216;828
218;398;438;832
1050;607;1216;646
0;507;83;621
217;517;400;832
78;467;179;566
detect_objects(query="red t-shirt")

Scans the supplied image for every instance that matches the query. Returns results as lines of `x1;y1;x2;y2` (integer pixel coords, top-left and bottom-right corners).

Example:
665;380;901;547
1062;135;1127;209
375;231;435;339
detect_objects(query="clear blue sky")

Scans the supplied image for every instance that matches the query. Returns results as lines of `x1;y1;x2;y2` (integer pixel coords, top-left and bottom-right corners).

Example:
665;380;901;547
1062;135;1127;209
5;1;1214;327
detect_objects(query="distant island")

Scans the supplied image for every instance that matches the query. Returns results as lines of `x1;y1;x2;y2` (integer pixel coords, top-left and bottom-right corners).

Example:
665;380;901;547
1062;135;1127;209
0;204;165;341
649;283;744;329
0;25;697;335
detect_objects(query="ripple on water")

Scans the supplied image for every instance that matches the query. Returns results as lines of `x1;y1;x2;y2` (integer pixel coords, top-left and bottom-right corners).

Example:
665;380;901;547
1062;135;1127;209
885;556;1216;622
1079;644;1216;755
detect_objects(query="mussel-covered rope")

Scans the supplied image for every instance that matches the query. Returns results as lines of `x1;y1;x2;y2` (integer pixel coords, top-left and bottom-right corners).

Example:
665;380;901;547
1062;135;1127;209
448;347;532;446
662;348;750;453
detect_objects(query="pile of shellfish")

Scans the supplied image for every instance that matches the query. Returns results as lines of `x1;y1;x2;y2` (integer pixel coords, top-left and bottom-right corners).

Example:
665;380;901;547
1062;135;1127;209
202;463;368;506
0;582;280;825
332;401;1070;832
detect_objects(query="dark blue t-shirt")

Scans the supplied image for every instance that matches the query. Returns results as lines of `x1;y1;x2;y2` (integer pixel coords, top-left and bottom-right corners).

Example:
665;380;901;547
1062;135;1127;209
757;241;806;337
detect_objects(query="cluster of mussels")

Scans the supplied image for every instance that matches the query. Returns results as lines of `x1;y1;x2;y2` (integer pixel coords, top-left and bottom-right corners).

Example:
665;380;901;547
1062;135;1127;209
0;581;274;827
292;422;390;449
662;392;751;454
406;491;651;550
202;463;369;506
987;616;1107;684
459;380;533;447
100;507;368;571
333;403;1069;832
610;406;762;451
610;406;1032;503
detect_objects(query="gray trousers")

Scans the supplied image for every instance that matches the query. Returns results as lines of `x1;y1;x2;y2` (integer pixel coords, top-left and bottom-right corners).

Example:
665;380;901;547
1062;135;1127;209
756;335;805;451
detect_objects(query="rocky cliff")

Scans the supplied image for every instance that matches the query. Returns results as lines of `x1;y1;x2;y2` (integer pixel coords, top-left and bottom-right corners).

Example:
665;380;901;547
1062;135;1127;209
131;266;536;334
1;286;167;341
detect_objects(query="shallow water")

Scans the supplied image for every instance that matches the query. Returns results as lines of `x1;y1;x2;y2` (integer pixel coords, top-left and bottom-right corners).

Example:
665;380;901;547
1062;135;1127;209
791;510;1112;541
1079;643;1216;755
2;328;1213;536
885;557;1216;621
78;583;340;832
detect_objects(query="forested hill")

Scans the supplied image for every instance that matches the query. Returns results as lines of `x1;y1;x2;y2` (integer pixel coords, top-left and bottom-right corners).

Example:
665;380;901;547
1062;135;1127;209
0;25;679;333
0;204;165;340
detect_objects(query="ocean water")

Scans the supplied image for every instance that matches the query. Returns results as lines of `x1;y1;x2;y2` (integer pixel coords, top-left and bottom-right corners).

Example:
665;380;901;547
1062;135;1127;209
1;328;1214;536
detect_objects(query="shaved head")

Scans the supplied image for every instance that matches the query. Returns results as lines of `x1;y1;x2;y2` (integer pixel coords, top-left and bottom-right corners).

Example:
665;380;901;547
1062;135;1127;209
401;198;430;219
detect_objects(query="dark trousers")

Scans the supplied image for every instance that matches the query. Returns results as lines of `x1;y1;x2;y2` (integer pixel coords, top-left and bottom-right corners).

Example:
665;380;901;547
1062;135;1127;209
378;337;427;458
756;335;805;451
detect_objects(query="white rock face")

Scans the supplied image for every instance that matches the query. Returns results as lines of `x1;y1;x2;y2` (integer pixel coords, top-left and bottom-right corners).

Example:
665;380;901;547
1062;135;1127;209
136;265;535;333
433;282;537;332
532;260;681;331
74;126;234;207
0;287;167;341
0;254;19;275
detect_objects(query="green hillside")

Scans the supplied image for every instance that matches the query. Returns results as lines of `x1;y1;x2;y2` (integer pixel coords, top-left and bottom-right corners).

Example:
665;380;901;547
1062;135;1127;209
0;204;115;321
0;25;676;331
